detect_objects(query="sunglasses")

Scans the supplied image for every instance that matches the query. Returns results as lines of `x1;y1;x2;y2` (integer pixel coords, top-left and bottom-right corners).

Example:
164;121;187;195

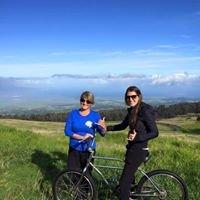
80;98;92;104
126;95;138;100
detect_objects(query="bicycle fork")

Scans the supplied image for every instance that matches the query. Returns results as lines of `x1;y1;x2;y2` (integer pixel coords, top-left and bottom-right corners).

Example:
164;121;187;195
70;156;93;197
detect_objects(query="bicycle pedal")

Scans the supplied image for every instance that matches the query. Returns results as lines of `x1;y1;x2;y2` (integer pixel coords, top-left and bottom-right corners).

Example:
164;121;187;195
130;184;137;192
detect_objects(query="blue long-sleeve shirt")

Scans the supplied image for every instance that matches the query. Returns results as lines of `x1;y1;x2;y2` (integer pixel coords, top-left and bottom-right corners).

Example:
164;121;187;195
64;109;104;151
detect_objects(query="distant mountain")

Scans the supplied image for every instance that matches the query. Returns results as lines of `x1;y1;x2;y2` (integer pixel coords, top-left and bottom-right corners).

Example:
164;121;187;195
0;73;200;112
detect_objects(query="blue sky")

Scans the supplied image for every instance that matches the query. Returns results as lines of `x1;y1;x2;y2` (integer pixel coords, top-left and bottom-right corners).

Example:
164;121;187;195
0;0;200;77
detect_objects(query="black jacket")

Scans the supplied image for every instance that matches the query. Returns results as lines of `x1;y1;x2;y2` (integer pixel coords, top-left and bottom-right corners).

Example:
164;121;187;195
107;102;159;142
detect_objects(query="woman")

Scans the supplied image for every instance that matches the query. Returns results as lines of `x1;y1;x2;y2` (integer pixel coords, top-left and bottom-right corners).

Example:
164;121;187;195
107;86;159;200
65;91;106;173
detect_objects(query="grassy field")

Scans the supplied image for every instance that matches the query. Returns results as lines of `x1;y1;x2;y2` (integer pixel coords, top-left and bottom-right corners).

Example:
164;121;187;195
0;115;200;199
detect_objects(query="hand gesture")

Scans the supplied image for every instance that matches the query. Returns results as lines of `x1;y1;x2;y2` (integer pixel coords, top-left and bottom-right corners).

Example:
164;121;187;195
127;129;137;141
96;117;107;131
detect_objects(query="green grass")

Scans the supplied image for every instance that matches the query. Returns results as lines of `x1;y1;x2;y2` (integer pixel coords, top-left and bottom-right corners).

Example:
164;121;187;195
0;116;200;199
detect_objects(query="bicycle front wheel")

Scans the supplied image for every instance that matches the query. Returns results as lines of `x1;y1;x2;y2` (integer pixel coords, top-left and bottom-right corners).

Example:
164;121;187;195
52;170;96;200
137;169;188;200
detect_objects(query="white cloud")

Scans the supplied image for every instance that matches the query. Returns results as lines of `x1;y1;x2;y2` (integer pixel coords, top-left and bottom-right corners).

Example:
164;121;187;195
49;44;186;58
49;50;126;57
3;72;199;88
133;49;176;56
194;11;200;16
155;45;178;49
49;48;178;58
2;55;16;59
151;72;200;85
180;34;192;39
1;43;200;78
1;72;200;100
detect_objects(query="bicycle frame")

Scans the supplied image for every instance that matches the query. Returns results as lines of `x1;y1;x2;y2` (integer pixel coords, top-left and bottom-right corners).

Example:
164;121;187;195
77;136;172;198
90;155;123;189
81;149;165;198
81;149;122;189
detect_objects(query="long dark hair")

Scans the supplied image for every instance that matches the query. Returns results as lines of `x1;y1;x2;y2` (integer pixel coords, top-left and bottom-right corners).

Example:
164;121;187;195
124;86;143;130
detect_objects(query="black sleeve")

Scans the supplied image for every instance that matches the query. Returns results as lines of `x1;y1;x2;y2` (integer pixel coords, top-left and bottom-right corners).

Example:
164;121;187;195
107;114;129;131
137;108;159;141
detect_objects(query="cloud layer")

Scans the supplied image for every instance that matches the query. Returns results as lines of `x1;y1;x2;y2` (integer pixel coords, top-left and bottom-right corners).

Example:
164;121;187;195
0;72;199;95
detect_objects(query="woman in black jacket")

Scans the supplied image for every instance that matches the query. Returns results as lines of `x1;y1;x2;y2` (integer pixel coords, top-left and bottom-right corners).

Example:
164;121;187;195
107;86;159;200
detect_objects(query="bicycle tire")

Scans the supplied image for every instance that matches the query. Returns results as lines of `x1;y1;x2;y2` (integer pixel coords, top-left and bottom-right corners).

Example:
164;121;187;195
136;169;188;200
52;170;97;200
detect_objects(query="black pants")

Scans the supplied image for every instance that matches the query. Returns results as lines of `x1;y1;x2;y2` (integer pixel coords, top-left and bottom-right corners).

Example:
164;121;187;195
67;147;94;174
119;142;147;200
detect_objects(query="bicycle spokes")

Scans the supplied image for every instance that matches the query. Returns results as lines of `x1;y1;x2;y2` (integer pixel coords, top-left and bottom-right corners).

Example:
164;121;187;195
137;170;187;200
53;171;95;200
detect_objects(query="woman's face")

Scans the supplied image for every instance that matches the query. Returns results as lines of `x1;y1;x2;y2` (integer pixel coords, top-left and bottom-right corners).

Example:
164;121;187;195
80;98;92;110
126;91;139;107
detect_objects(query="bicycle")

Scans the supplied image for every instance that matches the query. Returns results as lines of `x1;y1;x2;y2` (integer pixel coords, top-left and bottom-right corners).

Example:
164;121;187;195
52;142;188;200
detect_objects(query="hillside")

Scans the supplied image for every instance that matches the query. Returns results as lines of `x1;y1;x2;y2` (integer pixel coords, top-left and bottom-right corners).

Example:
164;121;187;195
1;101;200;122
0;116;199;199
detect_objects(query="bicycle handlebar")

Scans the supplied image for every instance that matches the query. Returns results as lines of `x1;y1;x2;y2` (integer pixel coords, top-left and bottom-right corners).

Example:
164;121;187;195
77;133;96;152
78;135;94;143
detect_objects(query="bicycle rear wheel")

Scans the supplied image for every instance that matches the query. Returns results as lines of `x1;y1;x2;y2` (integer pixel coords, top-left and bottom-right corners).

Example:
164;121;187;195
137;169;188;200
52;170;96;200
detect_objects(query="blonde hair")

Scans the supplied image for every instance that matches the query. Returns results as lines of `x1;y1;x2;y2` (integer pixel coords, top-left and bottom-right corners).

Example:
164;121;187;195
80;91;95;104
